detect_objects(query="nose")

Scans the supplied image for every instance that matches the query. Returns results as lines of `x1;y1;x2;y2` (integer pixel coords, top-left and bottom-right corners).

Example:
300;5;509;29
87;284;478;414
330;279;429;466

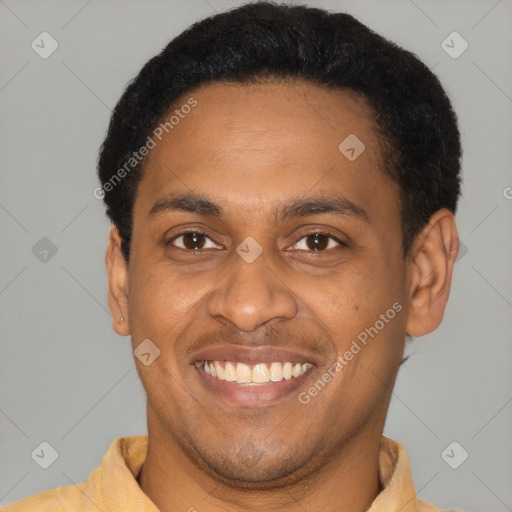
206;249;298;332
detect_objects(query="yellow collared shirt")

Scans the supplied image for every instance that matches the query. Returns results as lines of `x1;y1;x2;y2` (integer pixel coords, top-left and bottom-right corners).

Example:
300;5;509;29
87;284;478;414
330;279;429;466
3;435;455;511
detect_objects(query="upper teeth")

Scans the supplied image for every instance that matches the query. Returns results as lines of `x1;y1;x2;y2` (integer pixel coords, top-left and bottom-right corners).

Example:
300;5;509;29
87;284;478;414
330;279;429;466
195;360;312;384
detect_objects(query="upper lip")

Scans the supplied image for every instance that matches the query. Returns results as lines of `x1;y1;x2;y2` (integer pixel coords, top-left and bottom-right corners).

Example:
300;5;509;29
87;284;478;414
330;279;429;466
190;345;320;367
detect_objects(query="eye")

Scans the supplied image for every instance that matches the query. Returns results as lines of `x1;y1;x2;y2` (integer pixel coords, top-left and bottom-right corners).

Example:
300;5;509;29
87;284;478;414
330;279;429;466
292;232;345;252
166;230;345;253
167;231;221;251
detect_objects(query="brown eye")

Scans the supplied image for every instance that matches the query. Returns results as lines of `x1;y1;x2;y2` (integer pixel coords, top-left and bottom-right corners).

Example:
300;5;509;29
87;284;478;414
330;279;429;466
167;231;219;251
293;232;344;252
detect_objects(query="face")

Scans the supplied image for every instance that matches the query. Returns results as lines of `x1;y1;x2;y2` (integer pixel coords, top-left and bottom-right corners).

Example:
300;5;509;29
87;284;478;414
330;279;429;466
111;81;416;486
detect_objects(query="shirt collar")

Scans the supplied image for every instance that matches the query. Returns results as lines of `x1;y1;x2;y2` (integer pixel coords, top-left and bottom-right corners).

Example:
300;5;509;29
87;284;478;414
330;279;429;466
369;436;423;511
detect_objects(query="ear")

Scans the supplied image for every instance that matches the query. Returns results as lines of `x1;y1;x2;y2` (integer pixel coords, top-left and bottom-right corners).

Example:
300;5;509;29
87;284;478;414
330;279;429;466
105;225;130;336
405;208;459;337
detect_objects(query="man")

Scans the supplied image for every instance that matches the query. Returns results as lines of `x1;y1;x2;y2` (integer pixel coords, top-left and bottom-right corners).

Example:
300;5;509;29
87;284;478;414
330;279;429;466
4;2;462;511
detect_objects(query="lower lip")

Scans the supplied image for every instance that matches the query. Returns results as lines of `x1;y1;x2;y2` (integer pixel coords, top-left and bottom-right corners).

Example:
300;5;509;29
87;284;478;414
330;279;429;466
194;365;313;406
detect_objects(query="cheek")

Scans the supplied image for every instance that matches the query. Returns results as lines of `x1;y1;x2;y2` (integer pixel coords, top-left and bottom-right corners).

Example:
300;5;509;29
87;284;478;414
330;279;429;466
127;263;203;341
305;262;405;352
307;263;397;316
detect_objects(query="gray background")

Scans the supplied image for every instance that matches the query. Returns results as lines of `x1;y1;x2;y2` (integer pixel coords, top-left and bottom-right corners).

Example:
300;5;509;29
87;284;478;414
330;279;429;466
1;0;511;510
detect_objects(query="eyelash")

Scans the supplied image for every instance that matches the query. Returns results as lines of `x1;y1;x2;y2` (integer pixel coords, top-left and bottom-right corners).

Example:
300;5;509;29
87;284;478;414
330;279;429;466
165;229;347;252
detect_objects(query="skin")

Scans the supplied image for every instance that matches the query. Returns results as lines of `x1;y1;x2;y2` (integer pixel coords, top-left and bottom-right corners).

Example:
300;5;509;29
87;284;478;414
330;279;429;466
106;80;459;512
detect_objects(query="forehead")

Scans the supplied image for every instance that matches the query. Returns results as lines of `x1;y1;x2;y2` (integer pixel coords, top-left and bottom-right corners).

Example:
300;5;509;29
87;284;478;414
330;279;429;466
135;80;397;224
172;79;380;155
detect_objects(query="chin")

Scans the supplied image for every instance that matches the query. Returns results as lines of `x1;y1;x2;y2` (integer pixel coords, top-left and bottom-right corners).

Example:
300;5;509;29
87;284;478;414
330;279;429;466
195;441;316;489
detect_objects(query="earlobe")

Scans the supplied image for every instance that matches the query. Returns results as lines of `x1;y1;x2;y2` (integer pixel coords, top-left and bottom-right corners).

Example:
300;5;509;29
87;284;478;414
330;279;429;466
405;209;459;337
105;225;130;336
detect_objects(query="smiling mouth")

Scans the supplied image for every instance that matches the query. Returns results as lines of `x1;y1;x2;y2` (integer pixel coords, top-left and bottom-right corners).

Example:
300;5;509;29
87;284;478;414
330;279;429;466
195;359;313;385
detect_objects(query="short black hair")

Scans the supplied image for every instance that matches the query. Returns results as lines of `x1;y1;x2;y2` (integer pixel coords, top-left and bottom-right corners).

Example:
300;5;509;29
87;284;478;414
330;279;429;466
97;1;462;261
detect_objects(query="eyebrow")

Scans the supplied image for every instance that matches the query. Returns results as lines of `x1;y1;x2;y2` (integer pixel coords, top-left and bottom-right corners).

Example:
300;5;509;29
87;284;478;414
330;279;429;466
148;192;369;223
